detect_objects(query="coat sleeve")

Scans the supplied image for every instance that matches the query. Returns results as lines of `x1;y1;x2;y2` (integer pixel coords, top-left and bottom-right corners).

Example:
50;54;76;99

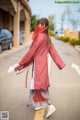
49;42;66;70
15;34;45;71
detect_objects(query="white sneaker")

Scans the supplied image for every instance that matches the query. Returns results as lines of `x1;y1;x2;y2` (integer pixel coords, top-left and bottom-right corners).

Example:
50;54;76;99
46;105;56;118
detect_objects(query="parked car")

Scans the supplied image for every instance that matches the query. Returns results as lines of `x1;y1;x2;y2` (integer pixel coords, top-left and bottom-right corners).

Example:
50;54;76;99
0;29;13;53
11;31;24;45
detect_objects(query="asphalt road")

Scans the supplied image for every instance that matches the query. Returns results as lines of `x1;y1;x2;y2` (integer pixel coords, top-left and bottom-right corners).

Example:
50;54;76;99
0;37;80;120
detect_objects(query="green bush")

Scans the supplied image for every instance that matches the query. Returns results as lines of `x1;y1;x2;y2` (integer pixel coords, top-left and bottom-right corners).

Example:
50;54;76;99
49;30;55;36
75;40;80;45
69;38;80;45
59;35;80;46
59;36;64;41
59;36;70;42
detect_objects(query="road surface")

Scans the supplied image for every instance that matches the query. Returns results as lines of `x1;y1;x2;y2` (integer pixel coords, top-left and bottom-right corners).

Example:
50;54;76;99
0;37;80;120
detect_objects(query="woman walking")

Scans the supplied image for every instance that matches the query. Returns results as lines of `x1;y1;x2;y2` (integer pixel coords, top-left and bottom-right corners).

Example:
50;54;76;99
15;18;66;118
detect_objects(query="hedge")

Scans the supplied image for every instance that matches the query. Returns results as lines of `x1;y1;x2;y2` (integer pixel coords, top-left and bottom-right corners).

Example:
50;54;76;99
49;30;55;36
59;36;70;42
59;36;80;45
69;38;80;45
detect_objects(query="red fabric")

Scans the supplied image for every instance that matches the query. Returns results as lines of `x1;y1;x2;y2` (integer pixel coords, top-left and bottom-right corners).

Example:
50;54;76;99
32;26;47;41
15;33;66;90
49;43;66;69
33;90;46;102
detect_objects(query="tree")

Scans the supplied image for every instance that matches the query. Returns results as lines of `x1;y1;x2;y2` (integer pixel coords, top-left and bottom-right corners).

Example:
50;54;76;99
70;19;79;31
48;15;55;31
61;6;80;31
31;15;38;32
61;6;73;27
31;15;55;32
65;6;73;27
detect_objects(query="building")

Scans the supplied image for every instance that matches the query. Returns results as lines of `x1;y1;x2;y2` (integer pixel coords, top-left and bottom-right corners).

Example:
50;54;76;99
0;0;32;47
64;28;80;40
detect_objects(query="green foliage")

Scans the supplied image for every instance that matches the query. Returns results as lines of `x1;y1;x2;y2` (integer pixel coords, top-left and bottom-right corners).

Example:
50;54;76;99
49;23;55;31
59;36;80;45
31;15;38;32
48;15;55;31
69;38;80;45
59;36;70;42
31;15;55;32
49;30;55;36
75;40;80;45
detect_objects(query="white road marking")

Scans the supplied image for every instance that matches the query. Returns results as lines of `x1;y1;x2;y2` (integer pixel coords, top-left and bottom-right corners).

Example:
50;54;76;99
71;63;80;75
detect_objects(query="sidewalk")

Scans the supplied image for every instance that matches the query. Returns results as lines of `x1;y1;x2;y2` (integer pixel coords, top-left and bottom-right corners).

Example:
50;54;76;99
75;45;80;53
0;41;31;59
0;38;80;59
54;36;80;53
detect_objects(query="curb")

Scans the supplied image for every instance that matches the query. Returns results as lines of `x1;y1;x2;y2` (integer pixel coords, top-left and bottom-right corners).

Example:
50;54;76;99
75;45;80;53
0;42;31;59
54;37;80;53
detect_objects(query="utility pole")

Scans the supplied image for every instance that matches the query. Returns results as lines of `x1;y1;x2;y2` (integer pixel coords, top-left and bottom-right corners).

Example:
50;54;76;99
61;18;64;35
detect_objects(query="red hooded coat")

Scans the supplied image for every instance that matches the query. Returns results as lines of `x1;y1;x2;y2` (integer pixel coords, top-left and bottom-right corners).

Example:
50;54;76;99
15;33;66;90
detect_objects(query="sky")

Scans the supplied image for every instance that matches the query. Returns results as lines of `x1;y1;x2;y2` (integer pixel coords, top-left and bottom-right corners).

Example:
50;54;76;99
29;0;80;31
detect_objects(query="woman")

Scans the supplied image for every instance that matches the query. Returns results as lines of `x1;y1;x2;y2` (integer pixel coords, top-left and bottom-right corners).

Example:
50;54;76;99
15;18;66;118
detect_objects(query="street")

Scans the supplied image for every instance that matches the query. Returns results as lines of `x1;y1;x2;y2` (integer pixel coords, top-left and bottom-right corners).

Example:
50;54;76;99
0;37;80;120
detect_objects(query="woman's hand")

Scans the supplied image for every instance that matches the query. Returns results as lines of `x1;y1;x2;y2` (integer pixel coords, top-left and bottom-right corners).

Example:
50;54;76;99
15;65;23;71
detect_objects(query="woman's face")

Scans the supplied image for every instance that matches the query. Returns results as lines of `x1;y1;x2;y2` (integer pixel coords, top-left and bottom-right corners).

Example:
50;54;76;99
38;20;45;27
38;23;45;27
